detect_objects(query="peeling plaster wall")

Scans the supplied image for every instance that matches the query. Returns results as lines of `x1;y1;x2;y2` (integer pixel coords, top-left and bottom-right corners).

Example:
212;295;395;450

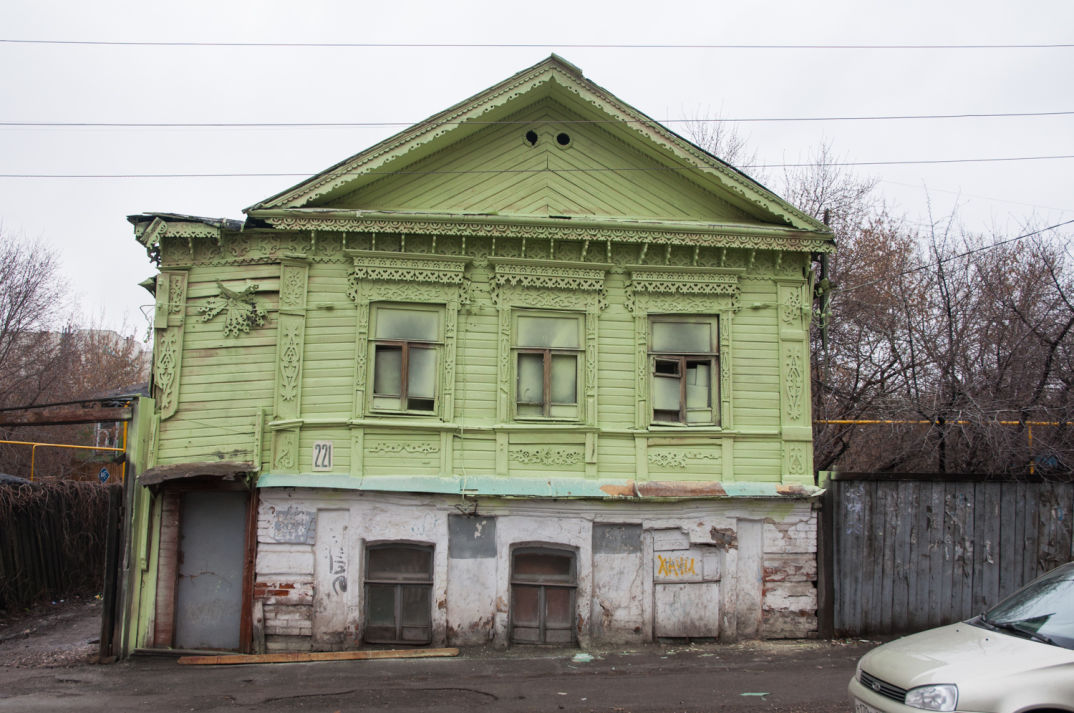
253;489;817;651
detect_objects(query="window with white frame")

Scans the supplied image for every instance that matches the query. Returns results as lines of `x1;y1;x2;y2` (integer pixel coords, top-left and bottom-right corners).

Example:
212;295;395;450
513;312;583;420
649;316;719;425
370;305;441;414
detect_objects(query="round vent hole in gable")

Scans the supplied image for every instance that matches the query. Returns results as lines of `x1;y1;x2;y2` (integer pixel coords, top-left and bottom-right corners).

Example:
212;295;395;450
556;132;571;146
525;130;539;146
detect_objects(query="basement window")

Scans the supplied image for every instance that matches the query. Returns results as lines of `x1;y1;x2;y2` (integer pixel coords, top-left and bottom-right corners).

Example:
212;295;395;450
364;544;433;645
510;548;577;645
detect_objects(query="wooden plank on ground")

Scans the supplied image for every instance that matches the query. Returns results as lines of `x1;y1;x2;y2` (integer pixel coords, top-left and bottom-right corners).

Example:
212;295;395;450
178;648;460;665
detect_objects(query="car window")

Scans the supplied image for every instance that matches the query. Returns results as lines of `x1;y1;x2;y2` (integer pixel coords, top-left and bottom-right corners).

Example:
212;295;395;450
984;564;1074;648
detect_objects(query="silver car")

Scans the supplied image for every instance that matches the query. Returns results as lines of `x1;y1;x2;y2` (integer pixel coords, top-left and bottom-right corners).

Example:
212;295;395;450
849;561;1074;713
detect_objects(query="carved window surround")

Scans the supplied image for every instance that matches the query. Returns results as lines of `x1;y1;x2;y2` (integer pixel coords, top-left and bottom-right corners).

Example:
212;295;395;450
487;259;609;477
345;251;469;423
625;266;741;434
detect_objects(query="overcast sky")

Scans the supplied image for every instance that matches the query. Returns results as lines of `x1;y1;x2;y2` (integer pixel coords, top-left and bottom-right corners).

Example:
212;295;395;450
1;0;1071;334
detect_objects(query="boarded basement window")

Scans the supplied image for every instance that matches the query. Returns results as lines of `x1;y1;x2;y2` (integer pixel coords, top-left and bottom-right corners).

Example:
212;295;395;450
510;548;576;644
364;544;433;644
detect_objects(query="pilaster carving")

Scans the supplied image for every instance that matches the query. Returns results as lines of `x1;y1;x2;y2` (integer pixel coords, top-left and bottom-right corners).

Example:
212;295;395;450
784;347;804;423
152;271;187;420
273;260;309;420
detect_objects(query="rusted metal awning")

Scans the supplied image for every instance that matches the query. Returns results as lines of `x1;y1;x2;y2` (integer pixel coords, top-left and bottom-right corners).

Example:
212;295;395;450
138;461;256;487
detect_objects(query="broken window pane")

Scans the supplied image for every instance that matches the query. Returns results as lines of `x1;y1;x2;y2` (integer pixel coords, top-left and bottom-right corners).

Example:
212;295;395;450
649;317;719;425
685;362;711;408
517;315;580;349
652;374;681;412
375;308;438;341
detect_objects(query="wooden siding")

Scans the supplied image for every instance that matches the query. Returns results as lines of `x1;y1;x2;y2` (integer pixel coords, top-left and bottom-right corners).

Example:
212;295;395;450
152;245;808;484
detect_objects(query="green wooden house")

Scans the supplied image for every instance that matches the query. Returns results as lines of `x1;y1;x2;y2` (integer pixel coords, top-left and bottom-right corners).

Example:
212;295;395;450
120;55;833;655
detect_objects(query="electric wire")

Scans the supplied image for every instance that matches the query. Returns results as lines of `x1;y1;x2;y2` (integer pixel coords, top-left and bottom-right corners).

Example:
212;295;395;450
2;39;1072;49
3;154;1074;179
2;110;1072;128
839;218;1074;295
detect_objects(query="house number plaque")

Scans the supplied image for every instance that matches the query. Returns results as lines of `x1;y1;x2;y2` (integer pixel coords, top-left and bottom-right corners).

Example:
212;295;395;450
312;441;334;472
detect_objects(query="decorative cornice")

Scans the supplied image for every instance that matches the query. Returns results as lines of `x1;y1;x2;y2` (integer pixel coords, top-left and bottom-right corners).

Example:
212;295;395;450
490;259;606;293
348;251;467;285
259;215;833;253
629;268;740;296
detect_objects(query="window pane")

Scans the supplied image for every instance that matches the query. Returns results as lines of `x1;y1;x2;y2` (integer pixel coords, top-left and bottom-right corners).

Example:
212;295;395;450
517;353;544;404
366;584;395;627
373;345;402;396
652;321;711;353
400;585;431;628
367;546;433;580
544;587;573;629
511;585;541;628
685;362;711;408
550;355;577;404
407;347;437;399
375;308;438;341
517;315;579;349
515;552;573;580
652;374;681;412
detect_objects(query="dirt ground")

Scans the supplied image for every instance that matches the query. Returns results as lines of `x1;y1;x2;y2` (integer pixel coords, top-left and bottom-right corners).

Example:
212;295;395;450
0;595;102;668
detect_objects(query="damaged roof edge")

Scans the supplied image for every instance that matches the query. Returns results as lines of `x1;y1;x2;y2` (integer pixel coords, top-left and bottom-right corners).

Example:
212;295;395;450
139;460;256;487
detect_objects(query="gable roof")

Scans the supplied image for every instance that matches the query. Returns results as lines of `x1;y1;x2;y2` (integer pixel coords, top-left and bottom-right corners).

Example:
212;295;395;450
246;55;829;236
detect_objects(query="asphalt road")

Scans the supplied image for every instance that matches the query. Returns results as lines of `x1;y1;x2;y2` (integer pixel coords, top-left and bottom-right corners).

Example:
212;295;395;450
0;639;872;713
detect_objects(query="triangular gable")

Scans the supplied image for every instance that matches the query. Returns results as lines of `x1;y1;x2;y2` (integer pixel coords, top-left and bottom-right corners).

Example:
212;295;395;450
247;55;826;234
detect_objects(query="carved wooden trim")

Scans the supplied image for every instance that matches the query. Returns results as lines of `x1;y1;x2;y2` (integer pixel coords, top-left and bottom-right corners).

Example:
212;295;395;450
153;271;187;420
347;251;466;422
260;218;835;253
490;260;609;428
273;261;309;420
626;268;738;430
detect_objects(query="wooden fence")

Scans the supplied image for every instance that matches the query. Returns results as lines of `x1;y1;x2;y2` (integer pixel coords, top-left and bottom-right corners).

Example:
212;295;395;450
0;479;119;610
818;474;1074;637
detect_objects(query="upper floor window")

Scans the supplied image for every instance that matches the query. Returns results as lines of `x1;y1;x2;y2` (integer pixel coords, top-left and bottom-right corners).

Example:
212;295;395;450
649;316;719;425
514;312;583;420
371;305;441;414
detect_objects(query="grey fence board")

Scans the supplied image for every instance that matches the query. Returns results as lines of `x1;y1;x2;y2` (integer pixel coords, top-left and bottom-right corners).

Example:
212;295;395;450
827;476;1074;637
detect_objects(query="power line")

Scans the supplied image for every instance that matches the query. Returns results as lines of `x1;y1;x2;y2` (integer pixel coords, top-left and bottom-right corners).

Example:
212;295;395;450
2;39;1072;50
840;219;1074;294
3;154;1074;179
3;110;1072;129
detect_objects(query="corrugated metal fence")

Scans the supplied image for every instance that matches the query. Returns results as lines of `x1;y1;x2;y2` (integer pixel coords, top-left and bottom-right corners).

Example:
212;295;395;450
819;474;1074;637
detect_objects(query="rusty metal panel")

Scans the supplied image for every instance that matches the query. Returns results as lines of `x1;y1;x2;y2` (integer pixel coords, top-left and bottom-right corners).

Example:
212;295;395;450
174;491;247;650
